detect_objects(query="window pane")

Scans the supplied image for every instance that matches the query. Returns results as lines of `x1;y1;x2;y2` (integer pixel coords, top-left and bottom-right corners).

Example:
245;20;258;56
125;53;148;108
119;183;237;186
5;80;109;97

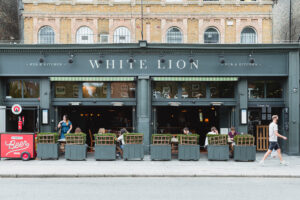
54;82;79;98
113;27;131;43
248;81;264;99
182;82;206;98
23;81;40;98
111;82;136;98
82;82;107;98
166;27;183;43
266;81;283;98
6;80;22;98
241;27;256;44
210;82;235;98
204;28;219;43
38;26;55;44
153;82;178;99
76;26;94;44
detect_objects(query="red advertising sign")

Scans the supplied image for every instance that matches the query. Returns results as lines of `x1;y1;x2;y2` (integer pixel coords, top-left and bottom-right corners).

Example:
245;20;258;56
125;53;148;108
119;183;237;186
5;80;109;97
0;133;34;158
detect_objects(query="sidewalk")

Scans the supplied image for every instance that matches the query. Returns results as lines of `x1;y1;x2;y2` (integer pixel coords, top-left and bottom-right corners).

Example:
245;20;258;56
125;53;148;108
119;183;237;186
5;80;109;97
1;153;300;178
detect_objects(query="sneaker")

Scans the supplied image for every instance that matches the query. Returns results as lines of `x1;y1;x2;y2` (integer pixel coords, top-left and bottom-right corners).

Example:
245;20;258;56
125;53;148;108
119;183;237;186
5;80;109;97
280;160;289;166
259;160;265;166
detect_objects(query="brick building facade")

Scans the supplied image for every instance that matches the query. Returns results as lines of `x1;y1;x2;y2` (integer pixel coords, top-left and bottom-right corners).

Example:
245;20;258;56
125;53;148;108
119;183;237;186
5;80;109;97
21;0;274;44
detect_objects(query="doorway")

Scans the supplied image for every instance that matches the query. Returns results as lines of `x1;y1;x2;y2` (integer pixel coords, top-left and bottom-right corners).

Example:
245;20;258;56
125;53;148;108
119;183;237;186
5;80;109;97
154;106;223;146
6;108;38;132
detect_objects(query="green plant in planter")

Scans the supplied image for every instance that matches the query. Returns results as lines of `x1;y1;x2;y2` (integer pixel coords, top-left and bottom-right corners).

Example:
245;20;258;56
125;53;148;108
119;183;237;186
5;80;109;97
151;134;172;145
65;133;86;145
37;132;59;144
124;133;144;144
207;134;228;145
94;133;116;145
177;134;200;145
234;134;255;146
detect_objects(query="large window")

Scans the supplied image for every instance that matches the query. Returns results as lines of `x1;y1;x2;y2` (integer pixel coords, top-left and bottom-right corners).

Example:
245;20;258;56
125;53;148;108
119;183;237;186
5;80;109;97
204;27;219;44
82;82;107;98
113;27;131;43
54;82;79;98
153;82;178;99
111;82;136;98
210;82;235;98
241;27;257;44
6;80;40;98
38;26;55;44
166;27;183;43
76;26;94;44
182;82;206;98
248;80;283;99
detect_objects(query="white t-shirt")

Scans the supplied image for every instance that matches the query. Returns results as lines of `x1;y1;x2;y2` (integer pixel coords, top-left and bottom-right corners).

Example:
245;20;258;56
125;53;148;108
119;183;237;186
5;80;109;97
117;135;125;145
269;122;278;142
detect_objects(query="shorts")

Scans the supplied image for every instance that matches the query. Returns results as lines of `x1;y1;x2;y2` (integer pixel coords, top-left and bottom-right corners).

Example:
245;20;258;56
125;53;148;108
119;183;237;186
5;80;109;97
269;142;280;151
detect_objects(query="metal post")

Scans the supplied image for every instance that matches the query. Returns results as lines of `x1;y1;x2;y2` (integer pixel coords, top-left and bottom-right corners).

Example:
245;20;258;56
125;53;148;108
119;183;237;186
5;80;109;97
141;0;144;40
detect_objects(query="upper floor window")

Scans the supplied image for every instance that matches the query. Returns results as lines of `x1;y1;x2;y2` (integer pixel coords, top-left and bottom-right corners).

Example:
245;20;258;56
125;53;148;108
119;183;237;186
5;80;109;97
204;27;219;44
76;26;94;44
248;80;283;99
114;27;131;43
6;80;40;98
38;26;55;44
166;27;183;43
241;27;257;44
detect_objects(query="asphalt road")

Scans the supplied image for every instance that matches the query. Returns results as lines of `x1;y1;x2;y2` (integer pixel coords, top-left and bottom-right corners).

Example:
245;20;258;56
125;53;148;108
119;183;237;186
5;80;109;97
0;177;299;200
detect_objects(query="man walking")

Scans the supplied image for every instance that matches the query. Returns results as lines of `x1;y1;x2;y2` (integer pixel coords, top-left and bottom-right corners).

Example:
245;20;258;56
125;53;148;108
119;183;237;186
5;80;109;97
259;115;288;166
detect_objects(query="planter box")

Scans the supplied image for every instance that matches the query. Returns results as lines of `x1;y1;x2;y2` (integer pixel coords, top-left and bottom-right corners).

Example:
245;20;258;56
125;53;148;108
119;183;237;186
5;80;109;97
95;145;116;160
178;144;200;161
150;145;171;161
207;145;229;161
65;144;87;161
123;144;144;161
234;145;256;162
37;143;59;160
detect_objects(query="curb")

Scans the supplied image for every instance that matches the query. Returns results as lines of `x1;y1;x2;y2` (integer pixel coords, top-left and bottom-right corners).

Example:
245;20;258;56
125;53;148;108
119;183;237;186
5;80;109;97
1;174;300;178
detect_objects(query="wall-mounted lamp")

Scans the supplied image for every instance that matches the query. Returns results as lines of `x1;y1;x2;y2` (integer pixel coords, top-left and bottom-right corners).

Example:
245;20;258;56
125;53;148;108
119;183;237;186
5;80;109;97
39;57;44;63
189;58;194;63
249;54;255;64
160;58;165;63
112;102;124;106
68;54;74;64
98;53;104;64
39;52;44;63
220;57;225;64
168;102;181;107
129;57;134;63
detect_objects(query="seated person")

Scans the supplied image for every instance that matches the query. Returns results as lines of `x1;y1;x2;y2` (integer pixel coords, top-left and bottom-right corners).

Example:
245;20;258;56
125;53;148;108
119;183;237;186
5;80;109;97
204;126;219;147
116;128;128;158
98;128;106;134
74;127;82;133
228;127;239;143
183;127;192;135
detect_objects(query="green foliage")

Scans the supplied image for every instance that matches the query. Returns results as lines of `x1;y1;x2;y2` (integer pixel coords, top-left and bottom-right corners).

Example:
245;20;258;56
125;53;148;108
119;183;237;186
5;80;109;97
124;133;144;144
94;133;117;145
151;134;172;144
65;133;86;144
37;132;59;143
234;134;255;145
207;134;228;145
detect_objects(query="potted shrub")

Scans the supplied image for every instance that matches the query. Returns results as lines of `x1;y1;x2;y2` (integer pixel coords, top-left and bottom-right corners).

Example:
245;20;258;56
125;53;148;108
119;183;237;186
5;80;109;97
65;133;87;161
37;132;59;160
150;134;172;161
233;134;256;162
123;133;144;161
94;133;116;160
207;134;229;161
178;134;200;161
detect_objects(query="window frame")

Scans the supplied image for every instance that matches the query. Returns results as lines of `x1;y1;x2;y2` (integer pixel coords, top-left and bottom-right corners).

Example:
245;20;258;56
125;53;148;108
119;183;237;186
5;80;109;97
204;27;220;44
166;27;183;44
241;26;257;44
38;26;55;44
5;79;40;99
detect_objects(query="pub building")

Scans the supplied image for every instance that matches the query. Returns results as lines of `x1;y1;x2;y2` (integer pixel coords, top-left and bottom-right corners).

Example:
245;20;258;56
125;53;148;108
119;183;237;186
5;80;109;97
0;41;299;155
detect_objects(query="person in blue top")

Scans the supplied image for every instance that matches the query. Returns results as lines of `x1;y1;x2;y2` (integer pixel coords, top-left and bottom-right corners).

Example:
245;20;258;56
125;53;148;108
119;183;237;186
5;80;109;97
57;115;73;139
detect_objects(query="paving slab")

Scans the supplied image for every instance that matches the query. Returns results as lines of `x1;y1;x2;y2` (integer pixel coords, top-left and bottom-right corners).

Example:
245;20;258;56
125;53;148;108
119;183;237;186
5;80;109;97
0;153;299;178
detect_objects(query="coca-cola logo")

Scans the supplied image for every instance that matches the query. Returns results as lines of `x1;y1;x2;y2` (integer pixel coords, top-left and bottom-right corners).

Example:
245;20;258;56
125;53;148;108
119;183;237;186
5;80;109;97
5;139;30;156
